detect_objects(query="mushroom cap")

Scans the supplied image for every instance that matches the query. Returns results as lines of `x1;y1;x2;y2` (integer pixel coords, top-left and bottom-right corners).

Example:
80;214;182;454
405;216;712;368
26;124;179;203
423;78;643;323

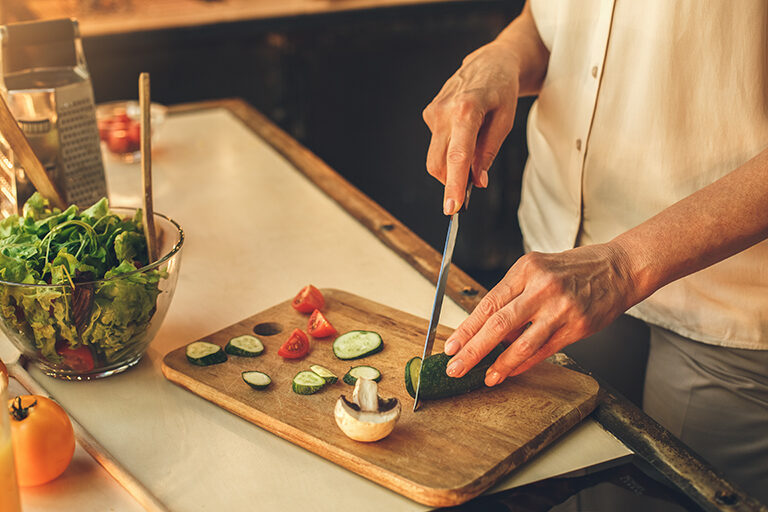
334;395;401;442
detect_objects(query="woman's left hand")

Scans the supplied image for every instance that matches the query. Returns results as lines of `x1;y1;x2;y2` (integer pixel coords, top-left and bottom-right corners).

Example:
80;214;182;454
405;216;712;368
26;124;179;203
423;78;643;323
444;243;639;385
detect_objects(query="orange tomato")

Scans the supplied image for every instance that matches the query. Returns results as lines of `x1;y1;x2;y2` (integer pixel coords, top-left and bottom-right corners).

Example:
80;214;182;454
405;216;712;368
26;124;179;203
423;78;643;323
8;395;75;486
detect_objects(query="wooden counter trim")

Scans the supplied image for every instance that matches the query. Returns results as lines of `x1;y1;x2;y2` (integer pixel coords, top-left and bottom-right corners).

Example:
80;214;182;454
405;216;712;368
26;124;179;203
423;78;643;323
169;98;485;315
167;99;767;512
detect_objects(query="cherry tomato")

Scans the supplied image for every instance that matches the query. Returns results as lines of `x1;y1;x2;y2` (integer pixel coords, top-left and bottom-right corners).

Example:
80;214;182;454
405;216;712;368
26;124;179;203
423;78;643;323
291;285;325;314
97;118;114;141
307;309;337;338
8;395;75;487
107;126;131;154
127;120;142;149
113;112;131;124
277;328;310;359
56;344;95;372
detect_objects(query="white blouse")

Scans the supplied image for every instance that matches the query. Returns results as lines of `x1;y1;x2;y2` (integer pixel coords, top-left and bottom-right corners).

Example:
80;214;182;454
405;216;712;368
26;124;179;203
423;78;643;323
520;0;768;349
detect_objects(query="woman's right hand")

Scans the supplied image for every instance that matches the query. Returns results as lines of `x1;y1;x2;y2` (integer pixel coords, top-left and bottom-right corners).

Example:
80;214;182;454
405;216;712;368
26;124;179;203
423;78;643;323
422;40;522;215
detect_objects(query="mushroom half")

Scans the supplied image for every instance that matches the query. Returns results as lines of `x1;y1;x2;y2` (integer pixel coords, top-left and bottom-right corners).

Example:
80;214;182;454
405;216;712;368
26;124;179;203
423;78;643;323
334;378;401;442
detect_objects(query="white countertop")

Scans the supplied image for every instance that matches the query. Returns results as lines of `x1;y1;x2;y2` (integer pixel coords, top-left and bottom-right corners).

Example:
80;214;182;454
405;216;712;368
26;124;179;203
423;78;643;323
3;105;630;511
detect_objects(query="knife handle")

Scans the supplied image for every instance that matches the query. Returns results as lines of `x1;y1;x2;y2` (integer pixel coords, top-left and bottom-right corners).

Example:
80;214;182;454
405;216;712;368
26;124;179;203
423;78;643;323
462;179;474;212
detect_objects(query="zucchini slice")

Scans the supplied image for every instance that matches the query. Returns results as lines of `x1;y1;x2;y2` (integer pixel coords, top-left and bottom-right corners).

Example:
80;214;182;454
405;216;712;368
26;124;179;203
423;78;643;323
186;341;227;366
404;343;506;400
292;371;327;395
343;365;382;385
242;371;271;390
310;364;338;384
332;330;383;360
225;335;265;357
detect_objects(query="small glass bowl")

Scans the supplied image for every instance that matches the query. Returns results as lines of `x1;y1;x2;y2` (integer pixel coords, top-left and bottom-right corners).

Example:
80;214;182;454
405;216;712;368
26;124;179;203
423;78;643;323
0;209;183;380
96;101;167;163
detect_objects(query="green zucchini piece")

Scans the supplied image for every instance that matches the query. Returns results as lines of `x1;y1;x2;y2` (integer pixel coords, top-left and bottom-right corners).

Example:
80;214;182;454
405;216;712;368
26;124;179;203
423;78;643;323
292;371;327;395
242;371;271;390
309;364;338;384
225;335;265;357
186;341;227;366
343;365;382;385
332;330;383;360
404;344;506;400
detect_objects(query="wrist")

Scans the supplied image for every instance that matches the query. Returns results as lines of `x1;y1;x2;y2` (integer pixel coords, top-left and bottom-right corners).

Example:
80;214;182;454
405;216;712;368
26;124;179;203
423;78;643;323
489;36;524;78
605;236;658;307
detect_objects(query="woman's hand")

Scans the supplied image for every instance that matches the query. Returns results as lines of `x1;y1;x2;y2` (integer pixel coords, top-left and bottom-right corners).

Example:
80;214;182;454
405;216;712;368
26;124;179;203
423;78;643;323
423;40;522;214
443;244;639;385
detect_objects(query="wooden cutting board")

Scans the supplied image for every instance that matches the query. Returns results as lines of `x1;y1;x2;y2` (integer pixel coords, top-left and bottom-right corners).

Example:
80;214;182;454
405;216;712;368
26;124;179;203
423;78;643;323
162;289;599;507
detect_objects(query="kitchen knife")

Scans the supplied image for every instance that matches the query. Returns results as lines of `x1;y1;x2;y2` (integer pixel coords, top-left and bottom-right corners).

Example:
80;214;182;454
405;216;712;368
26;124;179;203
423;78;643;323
413;181;473;412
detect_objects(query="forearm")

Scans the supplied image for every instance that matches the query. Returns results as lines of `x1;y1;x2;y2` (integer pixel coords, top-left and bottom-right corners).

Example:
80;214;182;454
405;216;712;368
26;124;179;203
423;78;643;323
492;2;549;96
610;147;768;306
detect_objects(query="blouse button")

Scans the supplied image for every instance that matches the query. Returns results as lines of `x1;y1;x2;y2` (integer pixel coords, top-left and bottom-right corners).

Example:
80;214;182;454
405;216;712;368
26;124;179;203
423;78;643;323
591;66;599;78
576;139;582;151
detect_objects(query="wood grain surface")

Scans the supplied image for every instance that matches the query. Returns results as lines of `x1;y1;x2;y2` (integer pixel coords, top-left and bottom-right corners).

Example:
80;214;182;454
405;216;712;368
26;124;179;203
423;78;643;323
162;289;598;507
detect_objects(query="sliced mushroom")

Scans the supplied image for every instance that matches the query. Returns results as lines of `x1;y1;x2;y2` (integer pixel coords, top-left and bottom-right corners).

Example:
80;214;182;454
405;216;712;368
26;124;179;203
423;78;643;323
334;378;401;442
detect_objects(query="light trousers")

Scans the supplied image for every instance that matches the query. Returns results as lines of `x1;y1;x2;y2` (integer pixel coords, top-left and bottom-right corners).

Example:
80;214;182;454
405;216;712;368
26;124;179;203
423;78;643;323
643;326;768;504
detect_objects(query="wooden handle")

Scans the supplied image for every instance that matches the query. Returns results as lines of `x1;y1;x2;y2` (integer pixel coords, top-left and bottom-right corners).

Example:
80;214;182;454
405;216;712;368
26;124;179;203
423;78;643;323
139;73;158;263
0;93;67;210
8;361;170;512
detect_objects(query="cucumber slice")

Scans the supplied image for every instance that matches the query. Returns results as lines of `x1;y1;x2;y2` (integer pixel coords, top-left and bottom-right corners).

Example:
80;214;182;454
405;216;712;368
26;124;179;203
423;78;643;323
292;371;327;395
332;330;383;360
242;371;271;390
225;335;264;357
343;365;382;385
310;364;338;384
404;344;505;400
186;341;227;366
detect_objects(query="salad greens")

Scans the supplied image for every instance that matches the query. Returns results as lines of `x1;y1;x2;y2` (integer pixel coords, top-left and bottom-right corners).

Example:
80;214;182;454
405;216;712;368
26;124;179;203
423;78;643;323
0;193;166;367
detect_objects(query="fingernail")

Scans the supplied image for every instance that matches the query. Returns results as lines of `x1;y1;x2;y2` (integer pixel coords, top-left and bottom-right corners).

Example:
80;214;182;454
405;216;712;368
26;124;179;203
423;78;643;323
486;369;502;386
446;359;465;377
479;170;489;188
444;198;456;215
444;339;460;355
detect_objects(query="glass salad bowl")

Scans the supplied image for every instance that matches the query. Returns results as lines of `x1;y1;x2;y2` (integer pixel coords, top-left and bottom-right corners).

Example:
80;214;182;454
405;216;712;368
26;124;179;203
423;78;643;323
0;208;183;380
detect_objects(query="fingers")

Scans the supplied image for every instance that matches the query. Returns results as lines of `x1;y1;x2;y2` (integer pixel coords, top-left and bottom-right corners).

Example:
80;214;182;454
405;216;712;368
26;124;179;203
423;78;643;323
425;131;448;184
443;109;483;214
484;321;559;386
424;96;485;215
472;108;516;187
444;272;525;356
445;297;531;379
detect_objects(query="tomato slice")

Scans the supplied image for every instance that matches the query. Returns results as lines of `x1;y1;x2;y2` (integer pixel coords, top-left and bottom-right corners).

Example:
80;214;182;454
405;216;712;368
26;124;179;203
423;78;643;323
56;344;95;372
307;309;337;338
277;329;310;359
291;285;325;314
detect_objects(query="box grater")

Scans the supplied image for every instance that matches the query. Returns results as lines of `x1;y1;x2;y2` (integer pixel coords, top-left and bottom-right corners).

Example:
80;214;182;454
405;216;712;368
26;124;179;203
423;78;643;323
0;18;107;217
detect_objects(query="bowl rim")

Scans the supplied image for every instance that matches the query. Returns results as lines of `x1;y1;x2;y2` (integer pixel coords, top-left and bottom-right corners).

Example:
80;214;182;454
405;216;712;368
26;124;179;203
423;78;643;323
0;208;184;288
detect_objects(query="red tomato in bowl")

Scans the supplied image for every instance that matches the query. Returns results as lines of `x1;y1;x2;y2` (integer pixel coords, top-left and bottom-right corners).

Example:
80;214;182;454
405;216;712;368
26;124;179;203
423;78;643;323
277;329;310;359
291;285;325;314
307;309;336;338
56;344;95;372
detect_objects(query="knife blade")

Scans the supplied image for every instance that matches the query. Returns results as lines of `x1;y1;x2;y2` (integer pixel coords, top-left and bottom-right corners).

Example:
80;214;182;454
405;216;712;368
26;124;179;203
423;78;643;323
413;182;473;412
